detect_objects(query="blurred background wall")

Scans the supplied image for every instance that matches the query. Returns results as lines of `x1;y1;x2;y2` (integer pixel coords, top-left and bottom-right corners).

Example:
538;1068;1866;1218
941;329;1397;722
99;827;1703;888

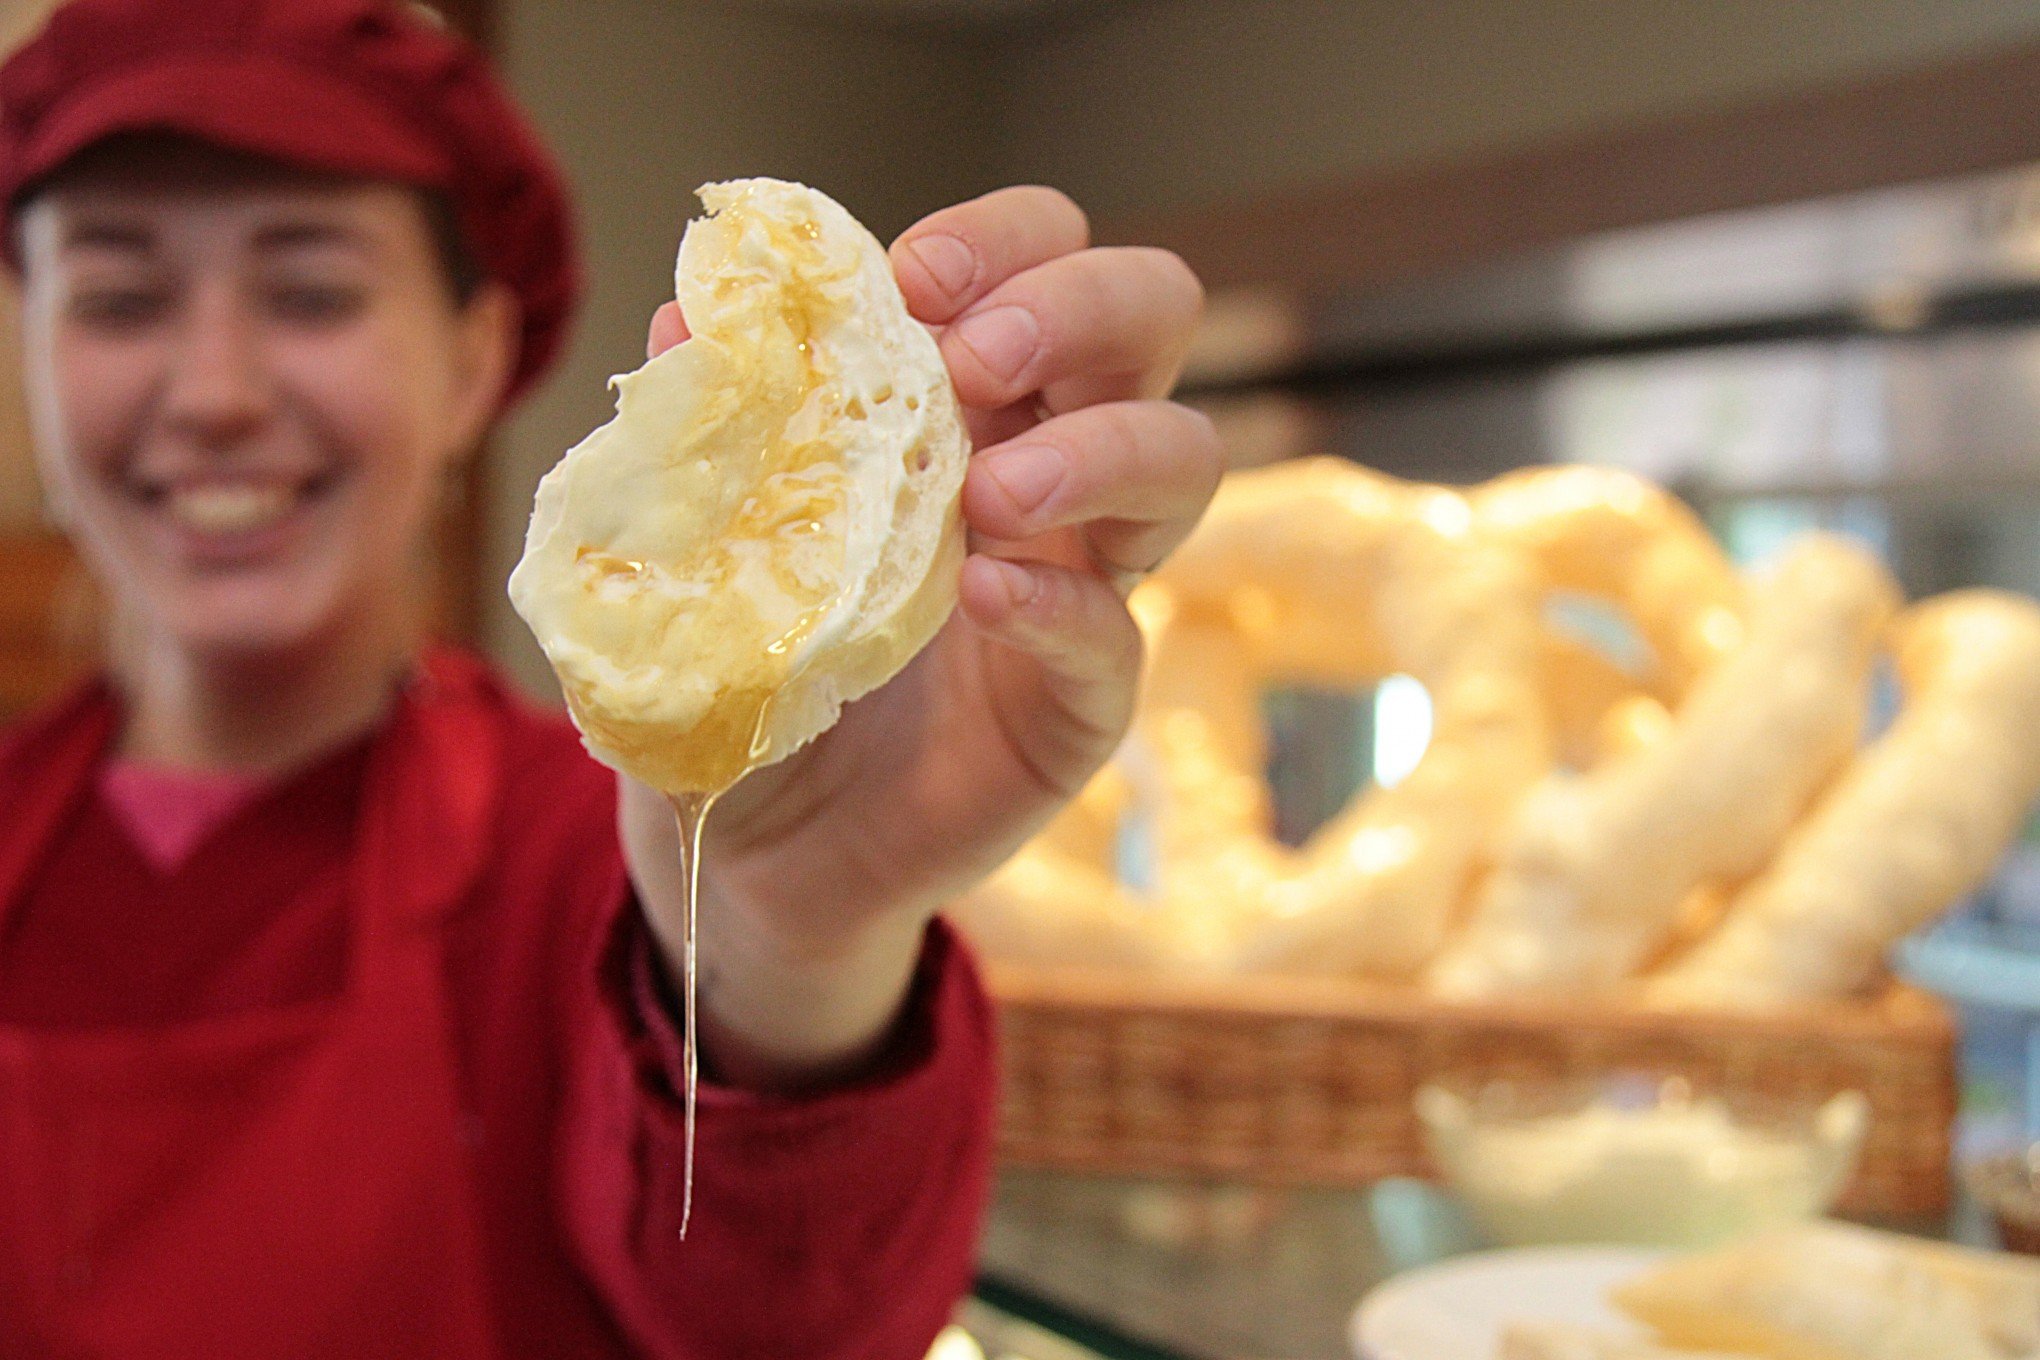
990;0;2040;218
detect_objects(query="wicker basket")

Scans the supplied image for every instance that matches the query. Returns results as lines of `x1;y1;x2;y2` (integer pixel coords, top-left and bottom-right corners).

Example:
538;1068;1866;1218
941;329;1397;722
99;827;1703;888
988;963;1959;1217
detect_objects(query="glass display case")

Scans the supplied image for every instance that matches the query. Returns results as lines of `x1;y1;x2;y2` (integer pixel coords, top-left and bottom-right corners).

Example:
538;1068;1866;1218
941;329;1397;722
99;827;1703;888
971;1165;1996;1360
979;168;2040;1360
1178;162;2040;1150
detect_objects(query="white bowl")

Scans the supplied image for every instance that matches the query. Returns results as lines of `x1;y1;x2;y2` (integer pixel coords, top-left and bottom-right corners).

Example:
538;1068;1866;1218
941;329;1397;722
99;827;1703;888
1416;1074;1867;1249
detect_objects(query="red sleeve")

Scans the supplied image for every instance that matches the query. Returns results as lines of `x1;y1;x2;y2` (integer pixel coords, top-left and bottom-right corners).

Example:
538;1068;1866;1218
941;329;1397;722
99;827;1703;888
556;896;998;1360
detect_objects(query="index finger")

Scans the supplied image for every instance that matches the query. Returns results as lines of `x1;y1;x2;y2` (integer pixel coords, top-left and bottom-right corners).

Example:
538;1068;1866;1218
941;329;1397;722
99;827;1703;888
890;186;1090;326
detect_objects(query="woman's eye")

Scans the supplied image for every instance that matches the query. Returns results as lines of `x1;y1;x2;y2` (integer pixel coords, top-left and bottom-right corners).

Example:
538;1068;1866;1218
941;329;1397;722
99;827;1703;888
265;283;368;324
68;287;169;329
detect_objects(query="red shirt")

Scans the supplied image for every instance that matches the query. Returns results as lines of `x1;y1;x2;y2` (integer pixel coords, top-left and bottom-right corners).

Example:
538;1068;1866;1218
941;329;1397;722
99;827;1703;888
0;651;997;1358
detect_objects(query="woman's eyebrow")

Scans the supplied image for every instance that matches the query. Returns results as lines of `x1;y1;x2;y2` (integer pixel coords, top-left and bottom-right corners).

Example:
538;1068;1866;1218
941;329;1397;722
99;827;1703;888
60;220;152;252
252;220;373;255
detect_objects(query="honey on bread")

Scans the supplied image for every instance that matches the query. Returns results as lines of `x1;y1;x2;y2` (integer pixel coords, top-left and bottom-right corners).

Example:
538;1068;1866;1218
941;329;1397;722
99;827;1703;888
510;178;970;1235
511;178;969;796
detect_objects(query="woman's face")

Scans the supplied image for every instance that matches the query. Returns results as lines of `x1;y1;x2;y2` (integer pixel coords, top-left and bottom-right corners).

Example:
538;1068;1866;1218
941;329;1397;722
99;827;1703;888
16;149;512;663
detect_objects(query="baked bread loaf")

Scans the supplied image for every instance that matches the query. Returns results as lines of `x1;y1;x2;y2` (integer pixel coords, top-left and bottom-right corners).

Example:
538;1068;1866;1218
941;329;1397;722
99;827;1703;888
1647;589;2040;1007
510;178;970;794
956;461;2040;1000
1426;536;1899;998
956;458;1556;976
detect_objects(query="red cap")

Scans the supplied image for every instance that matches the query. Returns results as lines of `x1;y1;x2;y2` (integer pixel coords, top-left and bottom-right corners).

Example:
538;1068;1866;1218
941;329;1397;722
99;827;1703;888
0;0;581;405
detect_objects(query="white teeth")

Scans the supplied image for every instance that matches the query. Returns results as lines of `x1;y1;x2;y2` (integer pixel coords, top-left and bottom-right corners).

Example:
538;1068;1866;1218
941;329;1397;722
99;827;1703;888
162;483;296;534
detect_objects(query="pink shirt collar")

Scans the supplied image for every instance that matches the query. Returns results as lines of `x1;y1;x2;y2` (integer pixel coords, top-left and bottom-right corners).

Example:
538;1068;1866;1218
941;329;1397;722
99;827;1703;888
99;760;271;874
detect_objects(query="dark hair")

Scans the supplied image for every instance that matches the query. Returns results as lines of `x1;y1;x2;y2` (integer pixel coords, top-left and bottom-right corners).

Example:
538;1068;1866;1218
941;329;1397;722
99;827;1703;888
416;187;485;305
16;131;488;307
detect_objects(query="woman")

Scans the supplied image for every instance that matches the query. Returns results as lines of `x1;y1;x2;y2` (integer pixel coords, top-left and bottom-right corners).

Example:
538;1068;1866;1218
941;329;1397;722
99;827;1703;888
0;1;1218;1357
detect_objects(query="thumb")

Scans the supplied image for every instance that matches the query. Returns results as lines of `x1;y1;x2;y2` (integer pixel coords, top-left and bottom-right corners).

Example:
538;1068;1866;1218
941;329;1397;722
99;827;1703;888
647;300;690;358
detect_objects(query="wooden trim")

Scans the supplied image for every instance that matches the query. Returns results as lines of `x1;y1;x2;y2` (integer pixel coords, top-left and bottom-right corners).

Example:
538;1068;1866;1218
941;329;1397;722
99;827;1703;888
0;532;89;718
1102;40;2040;294
436;454;489;644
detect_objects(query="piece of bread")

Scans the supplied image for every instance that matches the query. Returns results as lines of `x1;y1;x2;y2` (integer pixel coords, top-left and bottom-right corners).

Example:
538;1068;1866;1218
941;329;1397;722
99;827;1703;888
1470;465;1746;696
1426;537;1898;998
1646;590;2040;1007
510;179;970;794
1499;1320;1749;1360
957;458;1558;977
1611;1222;2040;1360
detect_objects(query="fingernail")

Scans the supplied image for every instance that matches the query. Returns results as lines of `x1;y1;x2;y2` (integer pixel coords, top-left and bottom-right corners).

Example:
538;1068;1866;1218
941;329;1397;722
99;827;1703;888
905;234;977;298
987;557;1037;607
986;444;1065;515
954;306;1039;384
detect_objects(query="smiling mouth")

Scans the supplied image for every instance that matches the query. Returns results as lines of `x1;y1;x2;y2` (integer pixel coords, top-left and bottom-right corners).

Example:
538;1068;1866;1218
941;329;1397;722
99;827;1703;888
135;473;336;537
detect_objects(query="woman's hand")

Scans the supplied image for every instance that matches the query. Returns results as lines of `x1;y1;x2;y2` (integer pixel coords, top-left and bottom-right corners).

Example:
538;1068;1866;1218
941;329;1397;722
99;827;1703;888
620;186;1218;1090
